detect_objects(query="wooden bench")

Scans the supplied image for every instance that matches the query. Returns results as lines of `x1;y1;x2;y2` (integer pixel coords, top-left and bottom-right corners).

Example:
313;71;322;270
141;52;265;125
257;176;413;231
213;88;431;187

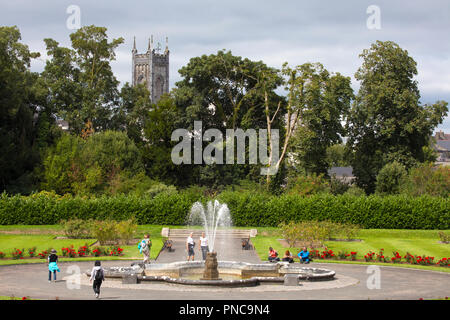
161;228;257;239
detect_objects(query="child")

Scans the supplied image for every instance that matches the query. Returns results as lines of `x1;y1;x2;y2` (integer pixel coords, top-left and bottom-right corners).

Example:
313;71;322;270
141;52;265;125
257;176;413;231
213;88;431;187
47;249;60;282
89;260;105;299
138;234;152;264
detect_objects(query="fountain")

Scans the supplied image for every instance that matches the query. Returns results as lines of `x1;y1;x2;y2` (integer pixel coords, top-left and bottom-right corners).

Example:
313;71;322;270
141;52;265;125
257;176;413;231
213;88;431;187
187;200;232;280
89;200;336;287
187;200;232;253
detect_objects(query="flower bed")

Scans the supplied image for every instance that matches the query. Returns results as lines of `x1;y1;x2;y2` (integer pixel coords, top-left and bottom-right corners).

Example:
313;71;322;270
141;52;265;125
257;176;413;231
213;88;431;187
0;245;125;260
309;248;449;268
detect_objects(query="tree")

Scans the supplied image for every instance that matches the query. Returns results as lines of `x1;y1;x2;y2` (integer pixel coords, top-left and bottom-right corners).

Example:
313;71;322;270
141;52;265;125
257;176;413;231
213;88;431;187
114;83;152;147
41;25;124;134
347;41;448;193
0;26;51;193
287;63;353;176
42;131;145;195
174;50;284;187
141;94;192;186
375;161;407;195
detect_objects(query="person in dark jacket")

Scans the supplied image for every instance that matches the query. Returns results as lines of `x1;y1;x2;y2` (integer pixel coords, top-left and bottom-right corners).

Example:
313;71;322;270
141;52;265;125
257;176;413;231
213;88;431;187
47;249;60;282
89;260;105;299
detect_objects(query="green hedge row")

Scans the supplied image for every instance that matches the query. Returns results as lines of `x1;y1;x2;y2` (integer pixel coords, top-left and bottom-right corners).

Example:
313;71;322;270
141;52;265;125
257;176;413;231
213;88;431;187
0;192;448;229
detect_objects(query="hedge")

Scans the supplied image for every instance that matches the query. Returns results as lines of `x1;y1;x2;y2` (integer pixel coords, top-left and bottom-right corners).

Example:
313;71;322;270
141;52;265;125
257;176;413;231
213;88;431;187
0;192;448;229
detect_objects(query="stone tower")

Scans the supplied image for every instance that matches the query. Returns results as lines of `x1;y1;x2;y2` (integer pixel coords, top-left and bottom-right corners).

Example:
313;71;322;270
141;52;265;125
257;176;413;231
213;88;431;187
132;36;169;103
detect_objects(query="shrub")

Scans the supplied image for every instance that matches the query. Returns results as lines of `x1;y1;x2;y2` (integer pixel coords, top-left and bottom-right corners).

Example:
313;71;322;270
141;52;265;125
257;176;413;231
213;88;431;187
364;251;376;262
27;247;37;258
115;218;138;245
401;163;450;197
0;192;448;229
391;252;402;263
61;218;93;239
344;186;366;196
376;249;388;262
416;255;434;265
375;161;407;195
91;220;119;245
286;174;330;196
61;245;77;258
337;251;350;260
279;220;327;248
0;251;5;258
109;245;124;256
404;252;415;264
38;250;49;259
77;244;90;257
12;248;24;260
330;176;350;195
437;258;449;267
438;231;450;243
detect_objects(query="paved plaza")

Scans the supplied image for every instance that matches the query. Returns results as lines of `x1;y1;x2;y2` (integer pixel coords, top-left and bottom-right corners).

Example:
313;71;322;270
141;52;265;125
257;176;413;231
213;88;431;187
0;251;449;300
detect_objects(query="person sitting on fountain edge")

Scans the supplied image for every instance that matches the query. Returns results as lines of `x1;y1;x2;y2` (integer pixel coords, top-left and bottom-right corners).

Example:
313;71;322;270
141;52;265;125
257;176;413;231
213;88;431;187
268;247;280;262
186;232;195;261
298;247;310;264
282;250;294;263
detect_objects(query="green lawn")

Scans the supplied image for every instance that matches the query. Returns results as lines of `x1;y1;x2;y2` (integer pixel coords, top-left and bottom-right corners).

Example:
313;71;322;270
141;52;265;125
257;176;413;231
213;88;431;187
0;225;449;273
251;228;450;272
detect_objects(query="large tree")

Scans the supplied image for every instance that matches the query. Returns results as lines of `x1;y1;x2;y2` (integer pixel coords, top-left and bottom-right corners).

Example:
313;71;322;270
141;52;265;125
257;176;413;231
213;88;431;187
346;41;448;193
288;62;354;176
0;26;57;193
41;25;124;134
173;50;284;187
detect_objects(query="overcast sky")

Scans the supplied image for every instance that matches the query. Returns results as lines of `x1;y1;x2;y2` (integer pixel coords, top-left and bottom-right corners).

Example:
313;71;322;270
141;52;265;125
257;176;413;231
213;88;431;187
2;0;449;132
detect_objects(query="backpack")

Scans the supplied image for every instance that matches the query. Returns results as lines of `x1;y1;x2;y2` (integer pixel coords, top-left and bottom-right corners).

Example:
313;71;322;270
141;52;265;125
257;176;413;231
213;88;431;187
94;268;103;281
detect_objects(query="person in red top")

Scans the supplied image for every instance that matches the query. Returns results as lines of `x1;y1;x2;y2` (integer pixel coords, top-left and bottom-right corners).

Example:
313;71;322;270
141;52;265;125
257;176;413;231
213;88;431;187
268;247;280;262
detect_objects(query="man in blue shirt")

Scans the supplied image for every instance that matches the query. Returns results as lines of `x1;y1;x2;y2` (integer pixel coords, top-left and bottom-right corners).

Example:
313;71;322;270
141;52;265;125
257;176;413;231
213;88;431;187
298;247;310;264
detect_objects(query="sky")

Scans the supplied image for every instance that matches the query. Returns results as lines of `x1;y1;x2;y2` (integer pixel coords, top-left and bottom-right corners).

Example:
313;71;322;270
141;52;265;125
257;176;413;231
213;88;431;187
2;0;449;132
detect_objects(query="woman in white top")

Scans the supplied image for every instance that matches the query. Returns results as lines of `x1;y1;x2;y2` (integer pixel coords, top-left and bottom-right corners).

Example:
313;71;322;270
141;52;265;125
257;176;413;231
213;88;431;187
199;232;209;260
186;232;195;261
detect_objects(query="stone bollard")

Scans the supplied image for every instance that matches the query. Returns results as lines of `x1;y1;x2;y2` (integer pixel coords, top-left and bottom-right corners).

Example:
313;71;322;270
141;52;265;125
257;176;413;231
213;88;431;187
283;274;300;286
122;274;138;284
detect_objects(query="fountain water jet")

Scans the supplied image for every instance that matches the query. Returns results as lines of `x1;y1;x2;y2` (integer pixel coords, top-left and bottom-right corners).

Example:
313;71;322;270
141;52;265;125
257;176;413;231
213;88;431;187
187;200;232;253
187;200;232;280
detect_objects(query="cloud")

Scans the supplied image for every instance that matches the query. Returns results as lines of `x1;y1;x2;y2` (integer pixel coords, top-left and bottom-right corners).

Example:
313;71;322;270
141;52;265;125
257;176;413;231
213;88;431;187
2;0;449;131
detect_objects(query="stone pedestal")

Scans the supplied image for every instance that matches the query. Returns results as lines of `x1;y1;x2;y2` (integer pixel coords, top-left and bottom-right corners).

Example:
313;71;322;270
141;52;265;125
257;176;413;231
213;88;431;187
122;274;138;284
283;274;300;286
201;252;221;280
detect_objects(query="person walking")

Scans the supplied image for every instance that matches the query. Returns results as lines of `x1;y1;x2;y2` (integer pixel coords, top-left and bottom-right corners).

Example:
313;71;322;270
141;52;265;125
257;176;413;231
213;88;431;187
89;261;105;299
186;232;195;261
47;249;60;282
138;234;152;264
199;232;209;260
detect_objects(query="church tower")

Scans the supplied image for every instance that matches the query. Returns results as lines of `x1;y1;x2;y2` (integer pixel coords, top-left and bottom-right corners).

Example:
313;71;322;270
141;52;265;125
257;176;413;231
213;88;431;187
132;36;169;103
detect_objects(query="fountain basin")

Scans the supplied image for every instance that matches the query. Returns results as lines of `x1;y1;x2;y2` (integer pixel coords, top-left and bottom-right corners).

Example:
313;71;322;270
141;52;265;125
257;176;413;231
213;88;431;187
90;261;335;287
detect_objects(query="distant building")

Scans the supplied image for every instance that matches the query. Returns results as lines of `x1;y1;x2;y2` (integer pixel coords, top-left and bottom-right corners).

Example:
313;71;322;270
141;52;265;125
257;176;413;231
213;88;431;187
433;131;450;163
328;166;355;183
132;36;169;104
56;119;69;131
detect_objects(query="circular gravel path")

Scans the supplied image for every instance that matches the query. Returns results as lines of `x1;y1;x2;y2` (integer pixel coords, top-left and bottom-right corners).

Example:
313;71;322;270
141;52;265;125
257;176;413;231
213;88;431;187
0;260;448;300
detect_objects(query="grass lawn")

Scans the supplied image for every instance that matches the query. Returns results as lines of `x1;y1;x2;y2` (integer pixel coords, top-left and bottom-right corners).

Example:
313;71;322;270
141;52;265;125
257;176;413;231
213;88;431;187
0;225;449;273
252;228;450;272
